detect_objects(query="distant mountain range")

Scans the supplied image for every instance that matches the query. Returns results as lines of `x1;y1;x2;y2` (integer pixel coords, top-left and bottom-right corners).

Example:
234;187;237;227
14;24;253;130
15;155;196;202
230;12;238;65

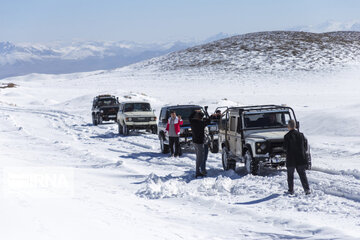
288;20;360;33
0;33;233;79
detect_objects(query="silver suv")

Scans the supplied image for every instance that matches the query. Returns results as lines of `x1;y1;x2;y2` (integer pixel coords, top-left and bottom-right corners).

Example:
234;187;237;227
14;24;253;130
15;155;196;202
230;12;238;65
219;105;311;175
117;101;157;135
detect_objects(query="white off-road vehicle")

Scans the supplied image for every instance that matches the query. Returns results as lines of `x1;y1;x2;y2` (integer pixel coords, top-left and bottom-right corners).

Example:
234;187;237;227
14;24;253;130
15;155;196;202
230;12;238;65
117;101;157;136
219;105;311;175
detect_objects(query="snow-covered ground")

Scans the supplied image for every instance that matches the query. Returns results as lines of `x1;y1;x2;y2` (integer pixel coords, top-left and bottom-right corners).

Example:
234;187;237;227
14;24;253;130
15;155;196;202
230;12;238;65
0;61;359;240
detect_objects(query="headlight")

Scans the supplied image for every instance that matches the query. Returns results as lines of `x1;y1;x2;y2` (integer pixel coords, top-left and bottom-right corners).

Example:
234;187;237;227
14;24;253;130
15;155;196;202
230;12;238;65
126;117;132;122
100;110;104;113
151;117;157;121
256;142;267;153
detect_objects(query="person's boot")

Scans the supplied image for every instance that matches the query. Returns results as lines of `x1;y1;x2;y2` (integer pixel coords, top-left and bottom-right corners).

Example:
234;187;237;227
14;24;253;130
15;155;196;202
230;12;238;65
285;190;295;195
305;189;311;195
195;172;205;178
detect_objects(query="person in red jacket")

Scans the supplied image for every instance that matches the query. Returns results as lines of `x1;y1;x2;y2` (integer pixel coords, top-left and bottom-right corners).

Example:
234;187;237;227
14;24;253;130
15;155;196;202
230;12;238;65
165;110;183;157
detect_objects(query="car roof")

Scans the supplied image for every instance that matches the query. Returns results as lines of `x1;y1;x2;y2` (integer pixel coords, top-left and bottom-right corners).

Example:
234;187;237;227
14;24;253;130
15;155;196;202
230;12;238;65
121;101;150;104
162;104;201;110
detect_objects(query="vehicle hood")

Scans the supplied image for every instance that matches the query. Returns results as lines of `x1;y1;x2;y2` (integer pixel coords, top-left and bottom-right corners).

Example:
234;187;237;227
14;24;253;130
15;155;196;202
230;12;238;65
247;130;287;141
122;111;156;117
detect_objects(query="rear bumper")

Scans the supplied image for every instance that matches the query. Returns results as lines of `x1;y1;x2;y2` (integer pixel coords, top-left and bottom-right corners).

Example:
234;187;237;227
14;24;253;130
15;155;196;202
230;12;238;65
127;123;157;130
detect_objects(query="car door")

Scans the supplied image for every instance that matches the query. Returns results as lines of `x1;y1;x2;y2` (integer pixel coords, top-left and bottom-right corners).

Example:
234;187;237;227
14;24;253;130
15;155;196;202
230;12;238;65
235;116;243;156
228;115;237;154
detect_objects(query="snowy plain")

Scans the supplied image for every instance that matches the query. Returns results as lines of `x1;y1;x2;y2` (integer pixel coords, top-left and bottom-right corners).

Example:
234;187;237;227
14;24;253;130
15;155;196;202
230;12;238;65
1;32;360;239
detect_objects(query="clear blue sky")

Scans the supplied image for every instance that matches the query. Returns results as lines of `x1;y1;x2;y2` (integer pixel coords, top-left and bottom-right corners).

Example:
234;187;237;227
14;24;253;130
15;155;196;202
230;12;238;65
1;0;359;43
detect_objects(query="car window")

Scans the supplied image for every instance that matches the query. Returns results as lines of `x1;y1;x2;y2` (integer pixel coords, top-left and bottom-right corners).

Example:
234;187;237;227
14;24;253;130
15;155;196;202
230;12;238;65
97;98;117;106
230;116;236;131
244;112;290;128
124;103;151;112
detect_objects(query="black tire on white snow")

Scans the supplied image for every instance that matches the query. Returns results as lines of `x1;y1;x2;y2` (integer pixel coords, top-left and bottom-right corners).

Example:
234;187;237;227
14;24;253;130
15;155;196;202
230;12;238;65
160;137;169;154
122;124;129;136
118;123;123;135
92;115;98;126
222;147;236;171
210;140;219;153
244;150;259;175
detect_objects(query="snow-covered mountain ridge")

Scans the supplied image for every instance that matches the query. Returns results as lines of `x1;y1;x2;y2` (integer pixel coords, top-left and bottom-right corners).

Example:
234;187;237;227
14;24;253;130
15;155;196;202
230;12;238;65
137;31;360;74
0;33;233;79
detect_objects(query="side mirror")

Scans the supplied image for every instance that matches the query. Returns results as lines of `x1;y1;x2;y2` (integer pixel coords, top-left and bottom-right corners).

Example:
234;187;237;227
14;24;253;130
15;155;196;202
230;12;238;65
162;119;167;124
296;121;300;129
204;106;208;111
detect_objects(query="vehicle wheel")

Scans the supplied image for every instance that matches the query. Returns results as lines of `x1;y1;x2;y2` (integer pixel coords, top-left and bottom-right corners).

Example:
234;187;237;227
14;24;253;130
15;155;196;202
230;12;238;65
160;136;169;154
122;124;129;136
98;115;103;125
92;114;98;126
151;126;157;135
222;147;236;171
118;123;123;135
244;150;259;175
210;140;219;153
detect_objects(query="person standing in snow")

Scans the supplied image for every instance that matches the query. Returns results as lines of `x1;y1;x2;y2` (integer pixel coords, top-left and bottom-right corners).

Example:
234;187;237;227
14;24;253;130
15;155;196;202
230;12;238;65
283;119;310;195
189;109;210;178
166;110;183;157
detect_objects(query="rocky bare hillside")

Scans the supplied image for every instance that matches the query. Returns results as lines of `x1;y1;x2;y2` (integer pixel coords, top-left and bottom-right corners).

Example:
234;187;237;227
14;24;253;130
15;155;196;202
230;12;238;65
138;31;360;73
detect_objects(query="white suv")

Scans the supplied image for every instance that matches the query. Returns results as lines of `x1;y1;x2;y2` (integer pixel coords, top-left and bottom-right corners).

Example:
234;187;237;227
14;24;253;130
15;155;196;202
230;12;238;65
219;105;311;175
117;101;157;135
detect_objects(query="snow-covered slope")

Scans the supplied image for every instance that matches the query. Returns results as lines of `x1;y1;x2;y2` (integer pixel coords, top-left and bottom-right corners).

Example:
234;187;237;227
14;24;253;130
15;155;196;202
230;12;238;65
137;31;360;74
1;31;360;240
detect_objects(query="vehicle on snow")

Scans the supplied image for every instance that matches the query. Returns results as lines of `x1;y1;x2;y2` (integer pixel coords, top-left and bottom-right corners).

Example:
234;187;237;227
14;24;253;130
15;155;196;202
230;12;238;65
158;105;219;155
117;101;157;135
92;95;120;125
219;105;311;175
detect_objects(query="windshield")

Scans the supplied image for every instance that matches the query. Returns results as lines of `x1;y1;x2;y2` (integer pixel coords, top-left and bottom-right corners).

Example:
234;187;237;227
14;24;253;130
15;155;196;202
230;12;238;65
124;103;151;112
244;112;291;129
168;107;202;124
97;98;117;106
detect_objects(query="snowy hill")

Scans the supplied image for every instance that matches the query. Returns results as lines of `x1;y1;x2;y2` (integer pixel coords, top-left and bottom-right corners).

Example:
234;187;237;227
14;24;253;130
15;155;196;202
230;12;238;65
137;31;360;74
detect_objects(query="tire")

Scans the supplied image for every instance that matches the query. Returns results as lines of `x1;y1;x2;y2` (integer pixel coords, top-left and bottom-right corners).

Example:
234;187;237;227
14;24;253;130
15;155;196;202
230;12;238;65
99;116;103;125
210;139;219;153
151;126;158;135
222;147;236;171
244;149;259;175
122;124;129;136
92;114;98;126
118;123;123;135
160;136;169;154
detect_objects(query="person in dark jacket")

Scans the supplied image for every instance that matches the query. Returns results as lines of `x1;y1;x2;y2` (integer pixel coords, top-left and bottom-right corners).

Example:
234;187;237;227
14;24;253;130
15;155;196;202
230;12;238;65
189;110;210;178
284;119;310;195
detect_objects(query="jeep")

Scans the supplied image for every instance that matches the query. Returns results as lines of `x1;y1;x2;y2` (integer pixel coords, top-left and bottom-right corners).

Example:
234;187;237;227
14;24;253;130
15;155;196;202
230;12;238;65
92;95;120;125
117;101;157;135
158;105;219;154
219;105;311;175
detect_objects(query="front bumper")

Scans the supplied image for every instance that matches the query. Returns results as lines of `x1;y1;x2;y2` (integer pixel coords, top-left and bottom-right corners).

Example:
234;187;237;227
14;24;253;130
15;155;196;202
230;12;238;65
101;114;117;120
254;154;286;166
125;121;157;130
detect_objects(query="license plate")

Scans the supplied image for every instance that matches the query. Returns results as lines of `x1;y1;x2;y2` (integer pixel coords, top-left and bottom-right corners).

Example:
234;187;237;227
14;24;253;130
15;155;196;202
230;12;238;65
108;115;116;118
